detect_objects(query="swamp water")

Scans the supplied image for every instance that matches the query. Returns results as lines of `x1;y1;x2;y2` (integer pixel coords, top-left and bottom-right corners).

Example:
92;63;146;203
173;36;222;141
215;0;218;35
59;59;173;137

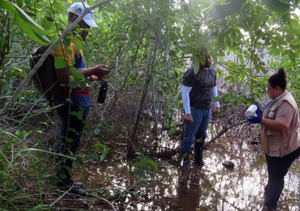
51;124;300;210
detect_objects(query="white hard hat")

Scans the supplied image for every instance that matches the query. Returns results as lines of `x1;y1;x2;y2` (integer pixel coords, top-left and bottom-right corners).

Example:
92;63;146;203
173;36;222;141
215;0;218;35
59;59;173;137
68;2;98;28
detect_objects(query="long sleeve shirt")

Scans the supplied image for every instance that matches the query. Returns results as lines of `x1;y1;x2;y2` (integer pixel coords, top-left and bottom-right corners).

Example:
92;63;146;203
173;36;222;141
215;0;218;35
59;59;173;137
181;84;220;114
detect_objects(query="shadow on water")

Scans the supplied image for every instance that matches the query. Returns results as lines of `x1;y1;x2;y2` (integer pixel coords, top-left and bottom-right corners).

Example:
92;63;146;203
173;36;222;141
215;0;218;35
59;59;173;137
76;123;300;211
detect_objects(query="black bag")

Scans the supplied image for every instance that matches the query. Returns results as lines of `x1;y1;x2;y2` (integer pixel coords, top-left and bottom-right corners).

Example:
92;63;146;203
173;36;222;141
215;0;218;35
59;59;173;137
30;46;58;106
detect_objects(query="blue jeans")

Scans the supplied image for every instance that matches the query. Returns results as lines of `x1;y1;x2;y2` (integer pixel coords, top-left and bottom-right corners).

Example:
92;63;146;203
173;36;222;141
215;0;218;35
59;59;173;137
182;108;211;155
55;101;89;184
264;147;300;210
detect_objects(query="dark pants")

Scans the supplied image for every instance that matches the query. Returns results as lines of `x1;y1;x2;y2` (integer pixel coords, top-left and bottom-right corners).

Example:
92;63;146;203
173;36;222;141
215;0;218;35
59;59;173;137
55;102;89;185
264;147;300;210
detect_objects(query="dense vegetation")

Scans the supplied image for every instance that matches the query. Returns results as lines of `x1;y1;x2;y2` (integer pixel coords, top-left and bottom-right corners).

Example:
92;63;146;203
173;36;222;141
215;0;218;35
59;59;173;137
0;0;299;209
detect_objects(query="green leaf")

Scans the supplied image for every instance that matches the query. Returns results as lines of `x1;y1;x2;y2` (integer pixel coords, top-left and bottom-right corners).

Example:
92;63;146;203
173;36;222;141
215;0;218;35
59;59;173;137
94;142;108;161
13;2;46;35
100;146;108;161
209;0;245;19
70;110;83;120
261;0;290;13
0;0;16;17
53;2;65;13
74;39;84;50
144;158;158;169
54;57;67;69
192;55;199;72
0;0;50;45
69;67;85;80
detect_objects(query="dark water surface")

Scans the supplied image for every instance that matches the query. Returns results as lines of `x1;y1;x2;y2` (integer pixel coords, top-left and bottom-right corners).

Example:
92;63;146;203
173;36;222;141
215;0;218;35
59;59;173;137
77;125;300;211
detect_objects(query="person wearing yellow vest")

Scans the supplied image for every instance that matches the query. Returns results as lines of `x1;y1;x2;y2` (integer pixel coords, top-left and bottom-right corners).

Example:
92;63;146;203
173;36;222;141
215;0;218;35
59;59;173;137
247;68;300;211
52;2;110;196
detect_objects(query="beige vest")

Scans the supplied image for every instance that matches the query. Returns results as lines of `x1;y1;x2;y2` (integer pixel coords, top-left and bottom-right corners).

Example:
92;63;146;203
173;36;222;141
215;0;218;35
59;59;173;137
261;91;300;157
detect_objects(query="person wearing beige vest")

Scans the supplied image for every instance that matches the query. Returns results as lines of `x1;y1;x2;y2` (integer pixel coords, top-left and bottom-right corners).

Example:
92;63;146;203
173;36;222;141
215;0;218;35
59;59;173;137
247;68;300;211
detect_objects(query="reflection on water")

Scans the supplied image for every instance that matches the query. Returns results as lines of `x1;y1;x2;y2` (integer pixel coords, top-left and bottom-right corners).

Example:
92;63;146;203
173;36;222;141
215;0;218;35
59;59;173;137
77;124;300;210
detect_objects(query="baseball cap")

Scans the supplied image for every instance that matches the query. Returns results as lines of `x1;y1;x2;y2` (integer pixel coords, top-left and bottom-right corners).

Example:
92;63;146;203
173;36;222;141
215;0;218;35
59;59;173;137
68;2;98;28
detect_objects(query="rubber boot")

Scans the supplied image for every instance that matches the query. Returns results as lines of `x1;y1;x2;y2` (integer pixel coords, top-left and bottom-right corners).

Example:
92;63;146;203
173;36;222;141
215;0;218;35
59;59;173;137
262;205;276;211
182;153;191;171
194;140;204;166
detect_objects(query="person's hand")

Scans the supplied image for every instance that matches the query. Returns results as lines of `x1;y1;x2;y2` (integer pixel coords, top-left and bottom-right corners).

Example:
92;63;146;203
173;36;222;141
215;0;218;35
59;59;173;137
247;106;262;124
247;103;262;124
247;115;262;124
254;103;262;116
184;114;194;123
93;65;110;80
90;75;99;80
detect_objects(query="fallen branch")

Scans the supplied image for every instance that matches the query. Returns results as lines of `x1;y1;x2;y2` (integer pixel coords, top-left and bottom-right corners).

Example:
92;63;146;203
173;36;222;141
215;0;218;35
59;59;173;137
205;120;247;148
90;192;117;211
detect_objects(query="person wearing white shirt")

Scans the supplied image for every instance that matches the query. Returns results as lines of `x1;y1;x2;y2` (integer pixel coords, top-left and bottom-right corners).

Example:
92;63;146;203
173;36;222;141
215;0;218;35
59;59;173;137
181;51;220;169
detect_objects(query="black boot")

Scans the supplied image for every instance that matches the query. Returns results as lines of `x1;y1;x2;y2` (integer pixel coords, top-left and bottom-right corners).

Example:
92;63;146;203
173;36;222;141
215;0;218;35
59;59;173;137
182;153;191;171
194;139;205;166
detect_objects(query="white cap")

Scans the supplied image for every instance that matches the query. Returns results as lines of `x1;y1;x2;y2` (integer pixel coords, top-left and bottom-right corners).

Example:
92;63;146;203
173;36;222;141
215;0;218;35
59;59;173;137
68;2;98;28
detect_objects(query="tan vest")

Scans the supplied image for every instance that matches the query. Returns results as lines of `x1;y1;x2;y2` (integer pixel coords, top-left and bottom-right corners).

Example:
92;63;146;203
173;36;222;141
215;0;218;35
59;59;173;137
260;91;300;157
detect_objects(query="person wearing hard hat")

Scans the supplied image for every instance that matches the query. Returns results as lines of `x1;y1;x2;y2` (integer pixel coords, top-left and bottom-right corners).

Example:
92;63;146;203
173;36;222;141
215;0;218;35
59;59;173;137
52;2;110;196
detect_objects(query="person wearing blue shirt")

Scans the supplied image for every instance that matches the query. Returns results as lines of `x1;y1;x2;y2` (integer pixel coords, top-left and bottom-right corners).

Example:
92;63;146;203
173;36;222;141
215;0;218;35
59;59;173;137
53;2;110;195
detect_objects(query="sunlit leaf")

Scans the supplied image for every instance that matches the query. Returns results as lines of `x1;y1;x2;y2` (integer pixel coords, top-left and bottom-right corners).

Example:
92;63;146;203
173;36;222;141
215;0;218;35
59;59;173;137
54;57;67;69
208;0;245;19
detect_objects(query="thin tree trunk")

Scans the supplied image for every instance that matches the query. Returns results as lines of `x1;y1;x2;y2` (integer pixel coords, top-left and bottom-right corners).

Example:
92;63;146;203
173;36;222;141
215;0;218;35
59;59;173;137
151;70;158;135
128;26;162;157
160;23;170;130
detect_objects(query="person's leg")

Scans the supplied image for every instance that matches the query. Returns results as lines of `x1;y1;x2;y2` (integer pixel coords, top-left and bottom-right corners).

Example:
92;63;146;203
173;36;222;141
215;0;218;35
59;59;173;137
65;106;89;156
55;103;70;185
194;109;210;166
264;147;300;210
181;108;202;168
55;105;89;186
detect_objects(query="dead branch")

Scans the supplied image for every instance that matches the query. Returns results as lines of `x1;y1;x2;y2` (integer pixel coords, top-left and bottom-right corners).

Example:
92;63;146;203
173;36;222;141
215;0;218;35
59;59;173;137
205;120;247;148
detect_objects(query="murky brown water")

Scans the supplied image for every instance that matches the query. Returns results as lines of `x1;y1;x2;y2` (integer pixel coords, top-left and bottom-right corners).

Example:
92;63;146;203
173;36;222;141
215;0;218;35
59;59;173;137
74;124;300;211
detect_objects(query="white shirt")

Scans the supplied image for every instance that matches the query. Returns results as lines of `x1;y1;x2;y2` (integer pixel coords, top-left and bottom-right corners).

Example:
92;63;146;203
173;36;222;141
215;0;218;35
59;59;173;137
181;84;220;114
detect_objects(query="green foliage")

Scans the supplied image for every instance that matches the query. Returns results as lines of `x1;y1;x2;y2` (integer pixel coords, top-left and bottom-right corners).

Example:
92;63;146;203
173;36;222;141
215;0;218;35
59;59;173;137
129;155;158;182
208;0;245;19
0;127;64;209
94;141;108;161
261;0;290;13
54;57;67;69
0;0;50;45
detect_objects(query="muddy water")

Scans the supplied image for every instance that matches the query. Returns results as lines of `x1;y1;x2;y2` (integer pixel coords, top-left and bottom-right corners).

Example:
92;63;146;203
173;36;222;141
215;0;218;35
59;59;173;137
77;125;300;211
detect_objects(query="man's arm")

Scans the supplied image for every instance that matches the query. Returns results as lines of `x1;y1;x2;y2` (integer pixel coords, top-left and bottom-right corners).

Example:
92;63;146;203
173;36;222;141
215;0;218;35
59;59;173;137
53;44;110;84
79;65;110;80
212;86;220;108
212;86;221;114
181;84;193;123
56;65;110;84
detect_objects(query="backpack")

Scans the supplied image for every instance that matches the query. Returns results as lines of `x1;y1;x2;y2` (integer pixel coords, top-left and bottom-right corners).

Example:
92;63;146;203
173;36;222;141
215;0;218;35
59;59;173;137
30;46;58;106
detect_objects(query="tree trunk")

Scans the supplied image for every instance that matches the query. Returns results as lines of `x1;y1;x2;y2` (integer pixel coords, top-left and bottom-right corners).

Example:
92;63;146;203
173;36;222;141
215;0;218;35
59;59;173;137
127;25;162;158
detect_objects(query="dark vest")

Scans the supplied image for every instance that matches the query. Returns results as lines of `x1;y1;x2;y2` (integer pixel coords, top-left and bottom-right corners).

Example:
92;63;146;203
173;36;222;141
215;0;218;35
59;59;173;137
182;66;216;110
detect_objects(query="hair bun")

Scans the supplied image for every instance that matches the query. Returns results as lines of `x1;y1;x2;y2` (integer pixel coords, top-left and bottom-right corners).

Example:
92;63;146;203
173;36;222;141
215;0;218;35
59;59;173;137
278;67;286;79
